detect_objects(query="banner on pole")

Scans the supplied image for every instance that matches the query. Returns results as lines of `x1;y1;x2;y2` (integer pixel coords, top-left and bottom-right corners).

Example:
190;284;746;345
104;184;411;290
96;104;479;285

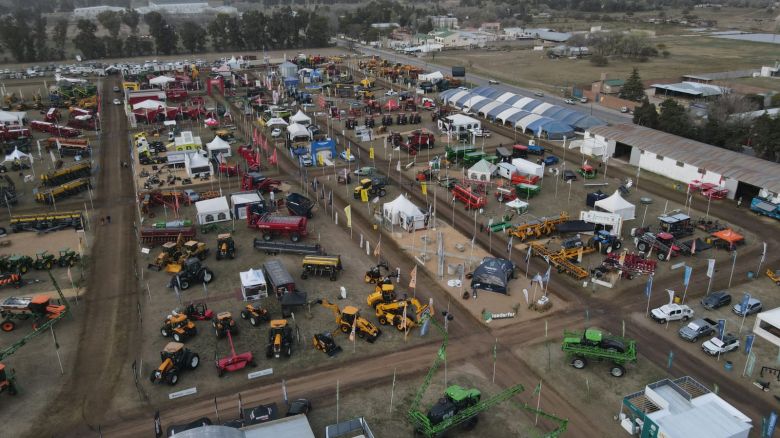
409;265;418;289
683;266;692;287
745;334;755;354
706;259;716;278
645;275;653;298
343;205;351;228
717;319;726;339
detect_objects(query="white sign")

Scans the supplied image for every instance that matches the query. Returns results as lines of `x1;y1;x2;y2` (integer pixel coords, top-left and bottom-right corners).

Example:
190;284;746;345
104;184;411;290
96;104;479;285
248;368;273;380
141;247;150;254
592;278;614;288
670;262;686;270
169;387;197;399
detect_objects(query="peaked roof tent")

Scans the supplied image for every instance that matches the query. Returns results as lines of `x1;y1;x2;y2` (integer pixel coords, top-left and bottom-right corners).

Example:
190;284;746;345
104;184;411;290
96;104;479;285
478;101;503;116
455;92;479;107
470;99;495;112
496;107;523;124
487;103;514;119
532;102;555;115
496;92;517;102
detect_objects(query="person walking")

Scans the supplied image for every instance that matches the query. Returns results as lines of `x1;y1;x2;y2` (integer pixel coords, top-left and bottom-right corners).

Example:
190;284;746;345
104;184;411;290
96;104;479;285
737;197;742;208
106;215;111;224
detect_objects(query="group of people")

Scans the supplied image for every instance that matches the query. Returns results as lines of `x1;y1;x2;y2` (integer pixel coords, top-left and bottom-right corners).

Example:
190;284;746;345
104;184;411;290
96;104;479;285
100;216;112;225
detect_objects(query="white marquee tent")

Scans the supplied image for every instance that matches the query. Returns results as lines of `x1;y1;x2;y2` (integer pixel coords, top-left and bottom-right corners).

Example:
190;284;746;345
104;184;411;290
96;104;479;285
287;123;312;140
149;75;175;87
184;152;212;178
383;195;427;231
132;100;166;110
206;136;232;159
3;147;32;164
195;196;231;225
266;117;288;127
594;190;635;220
468;159;497;182
240;268;268;301
0;110;26;124
290;110;311;126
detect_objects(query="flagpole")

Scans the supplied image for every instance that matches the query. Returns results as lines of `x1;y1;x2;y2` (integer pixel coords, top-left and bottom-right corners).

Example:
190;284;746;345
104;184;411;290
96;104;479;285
534;380;542;425
757;242;767;280
728;250;737;288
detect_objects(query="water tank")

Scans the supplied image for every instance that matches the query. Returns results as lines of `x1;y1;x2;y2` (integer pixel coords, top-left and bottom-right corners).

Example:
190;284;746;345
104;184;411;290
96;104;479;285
452;66;466;77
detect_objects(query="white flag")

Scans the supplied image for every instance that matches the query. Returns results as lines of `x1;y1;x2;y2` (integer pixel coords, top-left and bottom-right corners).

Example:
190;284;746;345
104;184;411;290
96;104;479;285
706;259;715;278
666;289;675;305
761;241;767;264
409;265;418;289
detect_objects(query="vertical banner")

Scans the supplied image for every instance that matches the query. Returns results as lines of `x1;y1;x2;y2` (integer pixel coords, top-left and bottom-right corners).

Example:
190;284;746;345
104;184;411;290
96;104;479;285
766;411;778;438
745;334;756;355
369;147;374;159
667;350;674;369
645;275;653;298
409;265;418;289
717;319;726;339
344;205;351;228
706;259;716;278
740;293;751;314
683;266;692;287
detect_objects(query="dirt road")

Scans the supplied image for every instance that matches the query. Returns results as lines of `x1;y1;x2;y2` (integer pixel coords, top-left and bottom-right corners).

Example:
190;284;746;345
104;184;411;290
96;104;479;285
26;76;142;438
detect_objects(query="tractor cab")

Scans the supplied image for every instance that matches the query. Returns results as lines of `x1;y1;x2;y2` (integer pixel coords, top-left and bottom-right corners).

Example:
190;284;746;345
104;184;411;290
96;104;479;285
161;241;178;255
656;232;675;245
353;178;373;198
427;385;481;426
182;258;202;275
183;241;199;253
340;306;359;326
161;341;184;361
268;319;291;358
184;302;213;320
0;363;17;395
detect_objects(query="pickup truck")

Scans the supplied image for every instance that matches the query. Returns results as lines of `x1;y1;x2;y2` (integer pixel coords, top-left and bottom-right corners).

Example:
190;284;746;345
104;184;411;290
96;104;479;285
650;303;693;323
678;317;717;341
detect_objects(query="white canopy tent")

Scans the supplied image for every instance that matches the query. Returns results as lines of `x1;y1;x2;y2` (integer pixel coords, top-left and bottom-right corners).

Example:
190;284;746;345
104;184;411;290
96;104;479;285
3;147;32;164
184;152;212;178
206;136;232;159
195;196;231;225
240;268;268;301
290;110;311;126
132;100;166;110
468;159;497;182
230;191;263;219
383;195;427;231
266;117;288;127
0;110;26;124
287;123;312;140
418;71;444;83
149;75;175;87
594;191;636;220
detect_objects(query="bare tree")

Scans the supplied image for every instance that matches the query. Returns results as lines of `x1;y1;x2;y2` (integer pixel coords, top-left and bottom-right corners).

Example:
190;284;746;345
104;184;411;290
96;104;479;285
708;92;758;128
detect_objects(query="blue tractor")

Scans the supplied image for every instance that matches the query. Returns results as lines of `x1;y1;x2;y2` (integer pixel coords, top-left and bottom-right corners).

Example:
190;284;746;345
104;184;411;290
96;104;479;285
587;230;623;254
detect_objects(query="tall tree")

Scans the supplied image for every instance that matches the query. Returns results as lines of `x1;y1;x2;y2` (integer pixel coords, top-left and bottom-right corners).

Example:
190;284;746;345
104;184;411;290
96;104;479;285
208;13;243;50
305;13;330;48
241;10;268;50
122;8;140;33
632;97;658;129
97;10;122;37
73;19;105;59
144;12;178;55
0;14;27;61
657;99;690;138
751;114;780;162
32;14;48;61
619;67;645;101
52;18;68;59
179;21;207;53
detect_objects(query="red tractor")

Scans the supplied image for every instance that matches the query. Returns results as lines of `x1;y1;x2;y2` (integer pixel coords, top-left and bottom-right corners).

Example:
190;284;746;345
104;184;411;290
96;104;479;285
184;302;213;321
241;172;281;192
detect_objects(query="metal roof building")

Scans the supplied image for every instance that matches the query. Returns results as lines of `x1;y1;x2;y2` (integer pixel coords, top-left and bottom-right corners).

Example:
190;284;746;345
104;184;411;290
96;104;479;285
652;81;727;99
586;124;780;200
621;376;751;438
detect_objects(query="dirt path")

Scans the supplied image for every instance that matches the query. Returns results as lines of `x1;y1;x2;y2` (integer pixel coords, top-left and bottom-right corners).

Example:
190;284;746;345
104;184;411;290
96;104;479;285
26;76;142;438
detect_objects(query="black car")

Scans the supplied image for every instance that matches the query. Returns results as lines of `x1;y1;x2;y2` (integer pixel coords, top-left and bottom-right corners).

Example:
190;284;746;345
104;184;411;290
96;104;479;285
167;417;212;436
286;398;312;417
243;403;278;426
563;170;577;182
701;291;732;310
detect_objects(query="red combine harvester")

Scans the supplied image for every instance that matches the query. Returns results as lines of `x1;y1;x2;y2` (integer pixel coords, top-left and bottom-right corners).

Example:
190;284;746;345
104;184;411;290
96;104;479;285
241;172;281;192
215;330;254;377
451;185;487;210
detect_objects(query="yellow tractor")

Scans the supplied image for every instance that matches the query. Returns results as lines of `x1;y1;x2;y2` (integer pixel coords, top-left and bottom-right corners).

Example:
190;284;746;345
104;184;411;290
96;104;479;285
366;280;397;308
149;342;200;385
375;298;431;331
265;319;293;359
160;312;197;343
318;299;381;343
148;240;183;272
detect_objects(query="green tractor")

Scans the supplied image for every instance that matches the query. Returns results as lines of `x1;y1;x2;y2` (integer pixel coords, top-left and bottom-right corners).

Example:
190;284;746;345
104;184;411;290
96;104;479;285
7;255;32;274
33;251;55;270
57;248;80;267
561;328;637;377
425;385;482;431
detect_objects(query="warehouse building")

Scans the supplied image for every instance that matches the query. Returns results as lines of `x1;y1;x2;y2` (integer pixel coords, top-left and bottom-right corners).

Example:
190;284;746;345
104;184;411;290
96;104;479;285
584;124;780;202
620;376;751;438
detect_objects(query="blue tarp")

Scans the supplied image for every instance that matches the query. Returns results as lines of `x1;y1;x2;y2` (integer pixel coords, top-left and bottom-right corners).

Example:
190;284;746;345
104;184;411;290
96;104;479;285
455;92;478;107
520;100;543;111
506;110;533;125
486;103;515;120
540;121;575;140
310;139;337;164
470;99;494;112
572;115;607;130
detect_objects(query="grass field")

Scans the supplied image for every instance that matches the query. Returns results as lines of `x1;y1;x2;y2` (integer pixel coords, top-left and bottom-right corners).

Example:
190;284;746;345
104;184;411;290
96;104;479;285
432;34;780;94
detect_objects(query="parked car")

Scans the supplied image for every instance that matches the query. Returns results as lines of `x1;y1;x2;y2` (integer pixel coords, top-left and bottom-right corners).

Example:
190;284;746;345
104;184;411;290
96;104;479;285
300;153;313;167
732;297;762;316
564;98;576;105
286;398;312;417
701;291;732;310
385;89;398;96
470;128;491;138
543;155;559;166
580;97;588;103
245;404;277;426
166;417;212;436
562;170;577;182
650;303;694;323
340;150;355;162
271;128;282;138
113;86;120;92
620;106;629;113
678;318;717;342
534;91;544;97
113;98;122;105
354;166;377;176
307;125;321;136
488;79;499;85
702;334;740;356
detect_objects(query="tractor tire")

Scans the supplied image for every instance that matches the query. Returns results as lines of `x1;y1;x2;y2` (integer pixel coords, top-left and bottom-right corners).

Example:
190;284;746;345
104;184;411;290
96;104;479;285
379;189;386;197
571;357;587;369
228;251;235;260
149;370;157;383
340;324;350;334
301;271;308;280
610;365;626;378
44;261;52;270
290;233;301;243
173;333;183;343
218;367;225;378
266;345;273;359
198;252;207;261
240;310;249;320
215;327;224;338
189;353;200;369
378;316;388;325
168;373;179;385
657;252;667;261
637;242;648;252
587;237;596;248
330;272;337;281
201;269;214;284
179;279;190;290
161;327;169;337
262;233;272;241
357;330;365;339
613;240;623;250
396;321;406;331
1;320;15;332
250;316;260;327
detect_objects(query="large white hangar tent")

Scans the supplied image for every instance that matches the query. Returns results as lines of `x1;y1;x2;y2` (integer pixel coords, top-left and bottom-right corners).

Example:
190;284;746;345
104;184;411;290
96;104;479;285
594;191;636;221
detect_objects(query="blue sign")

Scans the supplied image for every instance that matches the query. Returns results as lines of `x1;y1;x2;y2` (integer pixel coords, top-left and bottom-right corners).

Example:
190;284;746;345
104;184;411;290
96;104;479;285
683;266;692;288
645;275;654;298
740;293;751;315
717;319;726;339
766;411;778;438
745;334;756;355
